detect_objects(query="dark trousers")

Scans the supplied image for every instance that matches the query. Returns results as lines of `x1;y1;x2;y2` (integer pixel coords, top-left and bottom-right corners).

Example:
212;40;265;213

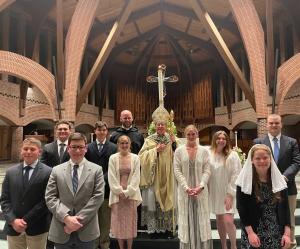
55;233;95;249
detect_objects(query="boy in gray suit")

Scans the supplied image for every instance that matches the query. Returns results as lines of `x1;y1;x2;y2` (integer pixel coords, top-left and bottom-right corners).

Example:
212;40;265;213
45;133;104;249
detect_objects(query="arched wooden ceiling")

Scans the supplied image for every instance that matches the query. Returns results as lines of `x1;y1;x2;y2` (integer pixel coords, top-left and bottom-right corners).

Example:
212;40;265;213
12;0;288;72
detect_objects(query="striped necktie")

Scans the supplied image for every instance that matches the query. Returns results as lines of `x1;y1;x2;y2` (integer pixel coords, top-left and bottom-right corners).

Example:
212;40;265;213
72;164;79;193
273;137;280;163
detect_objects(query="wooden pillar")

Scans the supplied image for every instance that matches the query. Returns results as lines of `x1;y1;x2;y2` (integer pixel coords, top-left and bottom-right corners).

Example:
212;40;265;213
32;35;40;63
293;26;299;54
234;82;239;103
220;77;224;107
105;79;109;109
241;51;246;100
17;15;26;55
279;22;286;64
1;10;9;81
46;30;52;72
266;0;274;85
56;0;64;96
11;126;23;162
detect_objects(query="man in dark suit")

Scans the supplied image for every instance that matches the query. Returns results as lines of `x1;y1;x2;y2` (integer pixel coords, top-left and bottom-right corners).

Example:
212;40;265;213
254;114;300;248
45;132;104;249
40;120;71;168
0;137;52;249
85;121;117;249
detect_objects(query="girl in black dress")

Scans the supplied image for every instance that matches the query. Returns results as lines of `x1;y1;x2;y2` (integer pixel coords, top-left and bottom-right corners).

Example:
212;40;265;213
236;144;291;249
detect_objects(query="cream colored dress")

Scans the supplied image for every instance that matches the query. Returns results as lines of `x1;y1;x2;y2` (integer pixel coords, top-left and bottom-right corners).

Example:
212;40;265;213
208;150;241;214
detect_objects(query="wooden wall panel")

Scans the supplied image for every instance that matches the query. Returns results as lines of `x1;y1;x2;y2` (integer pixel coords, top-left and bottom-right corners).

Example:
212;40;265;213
112;67;214;127
193;74;213;121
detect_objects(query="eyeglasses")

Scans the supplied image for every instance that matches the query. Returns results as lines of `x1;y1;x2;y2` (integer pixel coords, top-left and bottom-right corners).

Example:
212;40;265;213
119;142;129;145
69;145;86;150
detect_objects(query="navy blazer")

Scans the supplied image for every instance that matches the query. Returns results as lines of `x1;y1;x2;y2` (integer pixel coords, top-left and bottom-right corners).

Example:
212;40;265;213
253;135;300;195
40;141;70;168
85;140;117;198
0;161;52;236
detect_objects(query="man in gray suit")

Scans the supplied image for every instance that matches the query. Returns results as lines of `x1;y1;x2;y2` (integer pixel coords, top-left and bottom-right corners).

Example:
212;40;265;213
45;132;104;249
254;114;300;248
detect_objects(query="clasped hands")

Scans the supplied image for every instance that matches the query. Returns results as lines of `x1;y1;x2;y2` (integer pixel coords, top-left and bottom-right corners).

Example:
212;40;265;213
247;231;290;249
186;186;203;197
11;218;27;233
63;215;83;234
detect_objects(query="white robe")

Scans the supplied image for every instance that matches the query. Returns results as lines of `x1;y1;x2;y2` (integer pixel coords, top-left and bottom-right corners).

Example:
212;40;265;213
173;144;212;243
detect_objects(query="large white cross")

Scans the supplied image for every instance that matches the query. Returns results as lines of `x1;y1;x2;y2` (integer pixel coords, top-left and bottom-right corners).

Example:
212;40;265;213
146;64;179;107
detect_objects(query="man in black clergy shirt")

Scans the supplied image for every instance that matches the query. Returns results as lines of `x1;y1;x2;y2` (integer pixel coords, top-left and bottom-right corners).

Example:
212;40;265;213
110;110;144;154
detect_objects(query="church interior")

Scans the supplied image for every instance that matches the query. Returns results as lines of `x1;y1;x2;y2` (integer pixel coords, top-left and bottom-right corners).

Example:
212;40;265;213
0;0;300;161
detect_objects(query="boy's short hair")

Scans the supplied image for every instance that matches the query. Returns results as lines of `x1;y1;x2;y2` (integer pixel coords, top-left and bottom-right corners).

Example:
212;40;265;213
94;121;108;130
68;132;87;145
55;120;72;129
22;137;42;149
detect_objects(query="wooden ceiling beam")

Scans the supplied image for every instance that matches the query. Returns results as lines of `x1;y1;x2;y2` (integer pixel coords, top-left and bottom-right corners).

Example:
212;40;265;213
105;24;224;68
89;1;239;44
162;25;222;63
189;0;255;110
0;0;14;12
89;2;161;42
106;26;163;65
167;34;193;67
76;0;135;112
162;2;239;36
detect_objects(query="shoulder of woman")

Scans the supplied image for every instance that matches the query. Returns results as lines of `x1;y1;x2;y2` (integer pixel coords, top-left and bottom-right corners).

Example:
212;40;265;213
228;150;239;159
131;153;139;160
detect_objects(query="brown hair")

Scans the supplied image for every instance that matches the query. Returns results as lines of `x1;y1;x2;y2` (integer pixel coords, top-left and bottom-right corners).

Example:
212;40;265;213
55;120;72;129
210;130;231;157
251;144;281;203
94;121;108;130
23;137;42;149
68;132;87;145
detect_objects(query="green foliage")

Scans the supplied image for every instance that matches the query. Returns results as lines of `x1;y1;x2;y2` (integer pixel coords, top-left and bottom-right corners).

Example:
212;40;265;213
233;146;246;165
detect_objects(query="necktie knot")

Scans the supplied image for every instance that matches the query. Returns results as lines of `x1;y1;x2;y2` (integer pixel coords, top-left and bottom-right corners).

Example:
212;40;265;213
273;137;278;142
24;165;32;171
74;164;79;170
98;143;103;152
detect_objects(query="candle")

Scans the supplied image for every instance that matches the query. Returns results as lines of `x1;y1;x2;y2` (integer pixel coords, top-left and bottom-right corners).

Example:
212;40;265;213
234;131;238;147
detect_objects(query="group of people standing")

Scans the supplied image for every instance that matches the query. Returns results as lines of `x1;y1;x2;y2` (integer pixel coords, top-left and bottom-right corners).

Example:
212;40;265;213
0;107;299;249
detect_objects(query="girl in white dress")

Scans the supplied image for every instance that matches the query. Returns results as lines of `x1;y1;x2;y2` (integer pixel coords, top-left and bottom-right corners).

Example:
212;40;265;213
208;131;241;249
174;125;212;249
